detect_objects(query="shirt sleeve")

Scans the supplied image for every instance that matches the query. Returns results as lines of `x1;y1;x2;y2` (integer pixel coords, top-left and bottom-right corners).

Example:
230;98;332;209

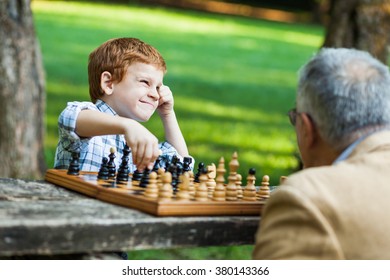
57;101;98;151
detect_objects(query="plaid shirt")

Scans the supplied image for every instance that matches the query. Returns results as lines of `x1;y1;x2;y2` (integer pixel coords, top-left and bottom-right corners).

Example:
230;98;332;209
54;99;182;173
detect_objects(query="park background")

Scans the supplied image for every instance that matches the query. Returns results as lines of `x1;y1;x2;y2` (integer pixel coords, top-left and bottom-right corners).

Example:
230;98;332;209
37;0;324;184
33;0;321;259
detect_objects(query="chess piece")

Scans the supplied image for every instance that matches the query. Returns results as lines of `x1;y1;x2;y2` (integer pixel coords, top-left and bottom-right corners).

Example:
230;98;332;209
213;157;226;201
183;157;192;172
226;151;239;201
258;175;271;200
156;167;165;190
168;163;178;190
116;145;130;183
175;164;183;191
195;167;208;201
116;157;129;182
131;169;143;187
67;149;80;176
140;168;151;188
235;173;243;199
243;168;257;201
176;173;191;201
187;170;196;198
194;162;205;183
159;172;173;201
97;157;109;180
144;172;159;199
206;163;217;190
107;147;116;178
175;157;184;177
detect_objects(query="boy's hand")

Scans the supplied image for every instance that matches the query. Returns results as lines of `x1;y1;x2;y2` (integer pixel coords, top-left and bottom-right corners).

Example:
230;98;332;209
157;85;174;117
123;121;160;171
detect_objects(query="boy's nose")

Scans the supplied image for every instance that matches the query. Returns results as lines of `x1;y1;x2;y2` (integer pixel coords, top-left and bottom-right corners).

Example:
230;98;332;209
148;88;159;100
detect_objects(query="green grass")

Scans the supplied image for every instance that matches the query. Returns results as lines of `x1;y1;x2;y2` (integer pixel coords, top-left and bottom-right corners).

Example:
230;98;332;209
127;245;254;260
32;0;324;259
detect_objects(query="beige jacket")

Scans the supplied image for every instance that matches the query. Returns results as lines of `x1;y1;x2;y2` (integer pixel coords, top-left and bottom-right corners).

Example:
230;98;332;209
253;130;390;259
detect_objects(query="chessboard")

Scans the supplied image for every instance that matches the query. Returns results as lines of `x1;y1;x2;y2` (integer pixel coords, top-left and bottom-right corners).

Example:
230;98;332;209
45;151;271;217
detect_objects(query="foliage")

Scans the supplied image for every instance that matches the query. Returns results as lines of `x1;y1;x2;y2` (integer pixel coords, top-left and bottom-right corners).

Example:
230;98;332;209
32;0;323;259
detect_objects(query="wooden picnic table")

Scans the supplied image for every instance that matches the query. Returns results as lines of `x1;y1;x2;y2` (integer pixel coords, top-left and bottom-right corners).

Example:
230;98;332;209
0;177;261;259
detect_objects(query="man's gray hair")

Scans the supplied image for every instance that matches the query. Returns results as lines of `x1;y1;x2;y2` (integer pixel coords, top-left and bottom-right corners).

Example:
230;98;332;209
297;48;390;151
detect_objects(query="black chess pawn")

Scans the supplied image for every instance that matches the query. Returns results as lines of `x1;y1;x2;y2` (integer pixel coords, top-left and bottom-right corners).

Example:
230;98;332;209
131;169;142;186
132;169;143;182
116;160;129;182
194;162;205;183
107;147;116;178
98;157;109;180
67;149;80;176
248;167;256;176
116;157;130;183
174;164;183;192
139;168;151;188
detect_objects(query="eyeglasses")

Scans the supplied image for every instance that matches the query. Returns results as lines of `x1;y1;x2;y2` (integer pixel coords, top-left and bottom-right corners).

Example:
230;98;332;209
287;108;298;126
288;108;314;127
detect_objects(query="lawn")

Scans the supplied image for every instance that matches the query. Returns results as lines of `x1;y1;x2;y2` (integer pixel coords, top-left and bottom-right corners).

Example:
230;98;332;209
32;0;324;259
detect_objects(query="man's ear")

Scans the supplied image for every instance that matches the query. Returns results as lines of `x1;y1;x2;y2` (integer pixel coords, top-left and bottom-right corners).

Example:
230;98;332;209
300;113;317;148
100;71;114;95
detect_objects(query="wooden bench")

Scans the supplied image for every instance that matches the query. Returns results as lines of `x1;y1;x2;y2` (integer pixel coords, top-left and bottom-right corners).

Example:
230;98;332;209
0;177;261;259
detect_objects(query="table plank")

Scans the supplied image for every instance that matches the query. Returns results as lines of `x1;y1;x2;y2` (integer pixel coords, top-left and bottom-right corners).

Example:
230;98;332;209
0;178;260;257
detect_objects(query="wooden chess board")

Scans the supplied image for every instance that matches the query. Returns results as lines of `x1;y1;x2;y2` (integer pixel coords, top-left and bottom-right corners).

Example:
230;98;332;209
45;169;265;216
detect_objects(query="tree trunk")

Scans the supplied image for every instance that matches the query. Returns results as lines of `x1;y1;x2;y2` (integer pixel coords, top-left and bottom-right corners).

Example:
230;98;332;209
0;0;46;179
322;0;390;63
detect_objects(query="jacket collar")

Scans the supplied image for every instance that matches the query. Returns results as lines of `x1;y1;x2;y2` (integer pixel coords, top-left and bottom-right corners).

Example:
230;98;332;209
348;130;390;160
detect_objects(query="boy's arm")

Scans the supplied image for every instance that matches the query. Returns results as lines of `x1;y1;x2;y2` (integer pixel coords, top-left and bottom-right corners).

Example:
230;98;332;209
160;111;189;157
76;110;160;170
157;85;189;158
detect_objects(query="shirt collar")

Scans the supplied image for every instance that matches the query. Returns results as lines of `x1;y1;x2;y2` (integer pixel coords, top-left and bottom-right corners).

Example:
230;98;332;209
95;99;117;116
333;129;385;164
332;136;367;164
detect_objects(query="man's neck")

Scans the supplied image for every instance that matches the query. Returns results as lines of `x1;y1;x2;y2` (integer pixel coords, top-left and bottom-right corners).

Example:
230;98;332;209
304;141;340;168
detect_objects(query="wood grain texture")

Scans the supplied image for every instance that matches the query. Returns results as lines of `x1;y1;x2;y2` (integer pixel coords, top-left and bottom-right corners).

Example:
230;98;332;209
0;177;260;257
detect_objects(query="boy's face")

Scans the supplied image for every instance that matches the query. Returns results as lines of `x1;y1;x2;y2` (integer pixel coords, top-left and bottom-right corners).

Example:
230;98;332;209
104;62;164;121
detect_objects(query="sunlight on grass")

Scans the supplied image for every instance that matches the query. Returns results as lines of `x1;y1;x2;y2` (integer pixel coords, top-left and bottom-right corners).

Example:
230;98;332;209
32;1;322;48
176;97;284;123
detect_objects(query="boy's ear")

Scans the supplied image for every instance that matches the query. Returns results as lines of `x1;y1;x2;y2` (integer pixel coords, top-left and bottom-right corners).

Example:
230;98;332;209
100;71;114;95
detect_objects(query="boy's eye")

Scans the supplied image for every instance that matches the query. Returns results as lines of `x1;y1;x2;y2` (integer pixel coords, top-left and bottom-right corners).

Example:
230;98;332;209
141;80;149;85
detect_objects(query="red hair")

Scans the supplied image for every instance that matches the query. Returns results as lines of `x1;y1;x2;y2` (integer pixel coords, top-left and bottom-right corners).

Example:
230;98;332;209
88;38;166;102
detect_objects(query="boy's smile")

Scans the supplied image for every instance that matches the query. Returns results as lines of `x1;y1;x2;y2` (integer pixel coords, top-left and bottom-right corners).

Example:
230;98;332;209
102;62;164;122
